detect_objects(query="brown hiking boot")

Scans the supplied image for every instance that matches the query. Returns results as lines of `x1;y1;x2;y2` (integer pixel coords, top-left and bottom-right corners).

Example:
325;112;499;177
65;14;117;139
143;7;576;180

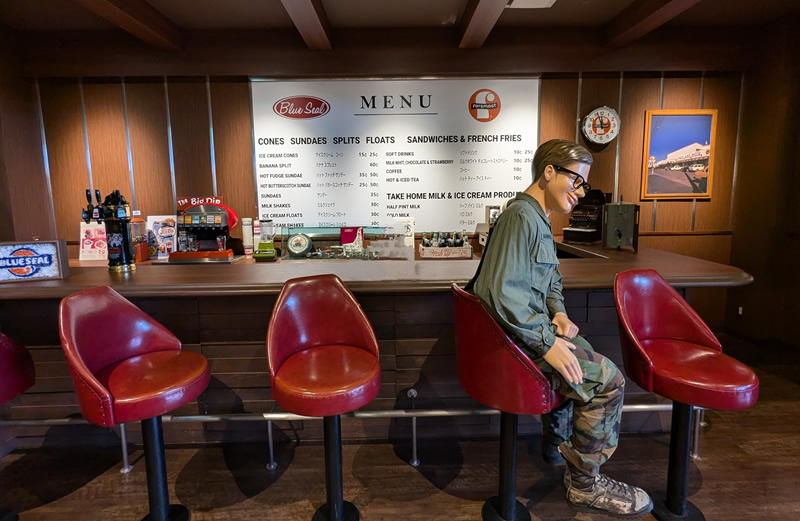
564;467;653;519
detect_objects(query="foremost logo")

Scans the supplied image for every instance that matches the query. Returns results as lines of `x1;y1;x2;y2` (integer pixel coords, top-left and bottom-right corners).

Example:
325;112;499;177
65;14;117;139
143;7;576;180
273;96;330;119
0;248;54;278
468;89;501;122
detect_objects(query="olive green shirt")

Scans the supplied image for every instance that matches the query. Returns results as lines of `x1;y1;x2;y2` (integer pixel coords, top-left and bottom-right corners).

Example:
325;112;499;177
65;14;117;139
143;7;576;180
472;192;567;357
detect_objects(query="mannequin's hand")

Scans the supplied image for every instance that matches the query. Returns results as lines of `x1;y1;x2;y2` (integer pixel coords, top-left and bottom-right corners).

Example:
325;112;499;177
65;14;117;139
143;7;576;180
552;312;579;339
543;337;582;384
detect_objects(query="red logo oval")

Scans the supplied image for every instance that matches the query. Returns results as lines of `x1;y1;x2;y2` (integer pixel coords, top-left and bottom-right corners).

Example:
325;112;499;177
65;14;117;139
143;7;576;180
9;249;35;277
273;96;330;119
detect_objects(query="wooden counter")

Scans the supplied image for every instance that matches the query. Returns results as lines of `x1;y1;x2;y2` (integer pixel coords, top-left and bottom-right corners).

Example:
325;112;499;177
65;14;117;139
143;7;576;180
0;245;751;447
0;242;751;300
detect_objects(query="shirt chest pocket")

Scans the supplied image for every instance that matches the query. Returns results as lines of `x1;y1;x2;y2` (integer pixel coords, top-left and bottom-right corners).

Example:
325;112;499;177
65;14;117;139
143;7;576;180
532;241;559;294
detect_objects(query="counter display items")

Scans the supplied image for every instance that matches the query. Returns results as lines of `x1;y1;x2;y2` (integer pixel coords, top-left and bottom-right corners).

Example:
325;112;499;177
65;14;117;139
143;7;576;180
169;203;239;263
253;219;277;262
81;188;136;272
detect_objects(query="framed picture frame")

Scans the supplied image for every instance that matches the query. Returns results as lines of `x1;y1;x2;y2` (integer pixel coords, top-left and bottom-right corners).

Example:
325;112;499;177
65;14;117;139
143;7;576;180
640;109;717;200
0;240;70;283
485;205;501;226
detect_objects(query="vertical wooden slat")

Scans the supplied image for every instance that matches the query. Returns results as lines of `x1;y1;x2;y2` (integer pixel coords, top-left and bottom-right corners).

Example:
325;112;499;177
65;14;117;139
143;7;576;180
83;80;131;200
0;68;54;241
167;78;213;198
695;73;740;232
656;74;702;232
618;74;661;232
578;72;621;197
540;74;579;234
210;79;256;239
125;79;174;216
39;80;88;245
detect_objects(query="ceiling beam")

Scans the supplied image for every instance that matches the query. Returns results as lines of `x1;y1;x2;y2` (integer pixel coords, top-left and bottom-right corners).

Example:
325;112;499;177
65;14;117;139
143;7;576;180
459;0;509;49
605;0;703;47
70;0;182;51
280;0;332;50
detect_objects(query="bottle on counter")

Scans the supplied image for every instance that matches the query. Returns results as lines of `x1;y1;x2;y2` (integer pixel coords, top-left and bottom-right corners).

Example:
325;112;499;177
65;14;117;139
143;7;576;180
242;218;253;257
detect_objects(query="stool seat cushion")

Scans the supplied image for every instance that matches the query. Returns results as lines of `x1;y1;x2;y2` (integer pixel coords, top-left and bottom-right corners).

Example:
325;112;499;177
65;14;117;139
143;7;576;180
642;339;759;410
95;350;210;424
273;345;381;417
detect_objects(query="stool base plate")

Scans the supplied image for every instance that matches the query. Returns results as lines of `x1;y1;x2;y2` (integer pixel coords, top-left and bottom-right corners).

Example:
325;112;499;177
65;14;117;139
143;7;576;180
0;509;19;521
311;501;359;521
482;496;531;521
652;492;705;521
141;504;190;521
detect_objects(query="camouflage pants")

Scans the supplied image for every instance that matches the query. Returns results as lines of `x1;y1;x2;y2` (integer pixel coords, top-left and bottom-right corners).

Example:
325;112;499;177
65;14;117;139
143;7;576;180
536;335;625;477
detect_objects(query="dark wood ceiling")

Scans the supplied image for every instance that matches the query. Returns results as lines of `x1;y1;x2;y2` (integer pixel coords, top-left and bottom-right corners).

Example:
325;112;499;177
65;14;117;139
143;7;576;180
1;0;798;52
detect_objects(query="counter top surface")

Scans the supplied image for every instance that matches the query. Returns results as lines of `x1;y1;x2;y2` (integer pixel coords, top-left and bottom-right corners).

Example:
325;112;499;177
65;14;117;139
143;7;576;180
0;242;752;299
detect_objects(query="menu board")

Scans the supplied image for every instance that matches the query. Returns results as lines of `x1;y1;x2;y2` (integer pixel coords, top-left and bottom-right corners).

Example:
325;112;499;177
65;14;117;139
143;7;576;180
251;78;540;231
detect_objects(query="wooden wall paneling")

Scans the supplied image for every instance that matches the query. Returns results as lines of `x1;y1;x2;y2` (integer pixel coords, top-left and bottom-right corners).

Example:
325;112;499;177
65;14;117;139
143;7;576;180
540;74;579;142
638;234;733;328
638;234;731;264
125;79;174;216
167;78;213;198
694;73;741;232
0;35;54;241
577;73;621;197
38;80;89;246
617;74;660;231
210;78;256;239
82;80;131;201
655;74;702;232
540;74;578;234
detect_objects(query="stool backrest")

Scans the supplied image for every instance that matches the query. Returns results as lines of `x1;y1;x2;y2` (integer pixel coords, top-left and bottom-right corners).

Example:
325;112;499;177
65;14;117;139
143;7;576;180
267;274;379;378
0;332;35;404
451;283;558;415
614;269;722;391
59;286;181;425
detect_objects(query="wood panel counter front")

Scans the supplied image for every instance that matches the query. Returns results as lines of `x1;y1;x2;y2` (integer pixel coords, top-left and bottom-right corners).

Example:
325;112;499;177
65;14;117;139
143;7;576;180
0;244;751;447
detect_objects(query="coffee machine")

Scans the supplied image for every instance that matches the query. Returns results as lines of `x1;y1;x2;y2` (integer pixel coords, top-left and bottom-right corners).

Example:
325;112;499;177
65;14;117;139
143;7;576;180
563;189;608;245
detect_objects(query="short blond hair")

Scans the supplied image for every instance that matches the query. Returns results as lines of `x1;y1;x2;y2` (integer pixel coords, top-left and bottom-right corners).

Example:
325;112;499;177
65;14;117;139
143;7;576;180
532;139;593;182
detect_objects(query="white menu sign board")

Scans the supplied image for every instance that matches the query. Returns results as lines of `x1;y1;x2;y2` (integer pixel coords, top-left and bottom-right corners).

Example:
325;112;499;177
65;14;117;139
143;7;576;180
251;78;540;231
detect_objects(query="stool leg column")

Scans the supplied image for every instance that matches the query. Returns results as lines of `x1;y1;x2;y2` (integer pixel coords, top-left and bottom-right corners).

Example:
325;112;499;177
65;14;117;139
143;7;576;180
481;412;530;521
313;415;358;521
652;401;705;521
142;416;170;521
666;402;693;515
141;416;190;521
324;415;344;521
499;411;518;520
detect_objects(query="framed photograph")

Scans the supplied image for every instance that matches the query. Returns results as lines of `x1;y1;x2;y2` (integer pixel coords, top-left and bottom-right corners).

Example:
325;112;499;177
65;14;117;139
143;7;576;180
485;205;501;225
641;109;717;200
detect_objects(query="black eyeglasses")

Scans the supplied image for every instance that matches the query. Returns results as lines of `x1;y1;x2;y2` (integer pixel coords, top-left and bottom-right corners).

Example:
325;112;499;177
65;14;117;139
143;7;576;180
552;165;591;193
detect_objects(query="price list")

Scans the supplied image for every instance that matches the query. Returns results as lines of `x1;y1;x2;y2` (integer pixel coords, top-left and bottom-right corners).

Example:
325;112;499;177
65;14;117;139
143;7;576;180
251;78;540;231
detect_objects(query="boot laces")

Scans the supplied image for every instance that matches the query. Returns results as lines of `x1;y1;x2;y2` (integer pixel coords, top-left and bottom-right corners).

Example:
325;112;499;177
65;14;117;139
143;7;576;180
597;474;631;497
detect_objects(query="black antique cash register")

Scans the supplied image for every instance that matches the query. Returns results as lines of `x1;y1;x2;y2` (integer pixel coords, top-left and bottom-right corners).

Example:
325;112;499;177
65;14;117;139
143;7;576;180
563;189;608;245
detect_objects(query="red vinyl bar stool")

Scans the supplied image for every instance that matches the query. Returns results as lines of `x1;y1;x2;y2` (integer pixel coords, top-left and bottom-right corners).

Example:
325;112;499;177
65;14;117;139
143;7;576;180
0;332;35;521
267;274;380;521
59;287;210;521
614;269;759;521
451;284;564;521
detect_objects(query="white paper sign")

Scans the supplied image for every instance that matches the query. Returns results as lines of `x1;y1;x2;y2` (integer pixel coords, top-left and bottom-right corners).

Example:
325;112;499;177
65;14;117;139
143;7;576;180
79;222;108;261
251;78;540;231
